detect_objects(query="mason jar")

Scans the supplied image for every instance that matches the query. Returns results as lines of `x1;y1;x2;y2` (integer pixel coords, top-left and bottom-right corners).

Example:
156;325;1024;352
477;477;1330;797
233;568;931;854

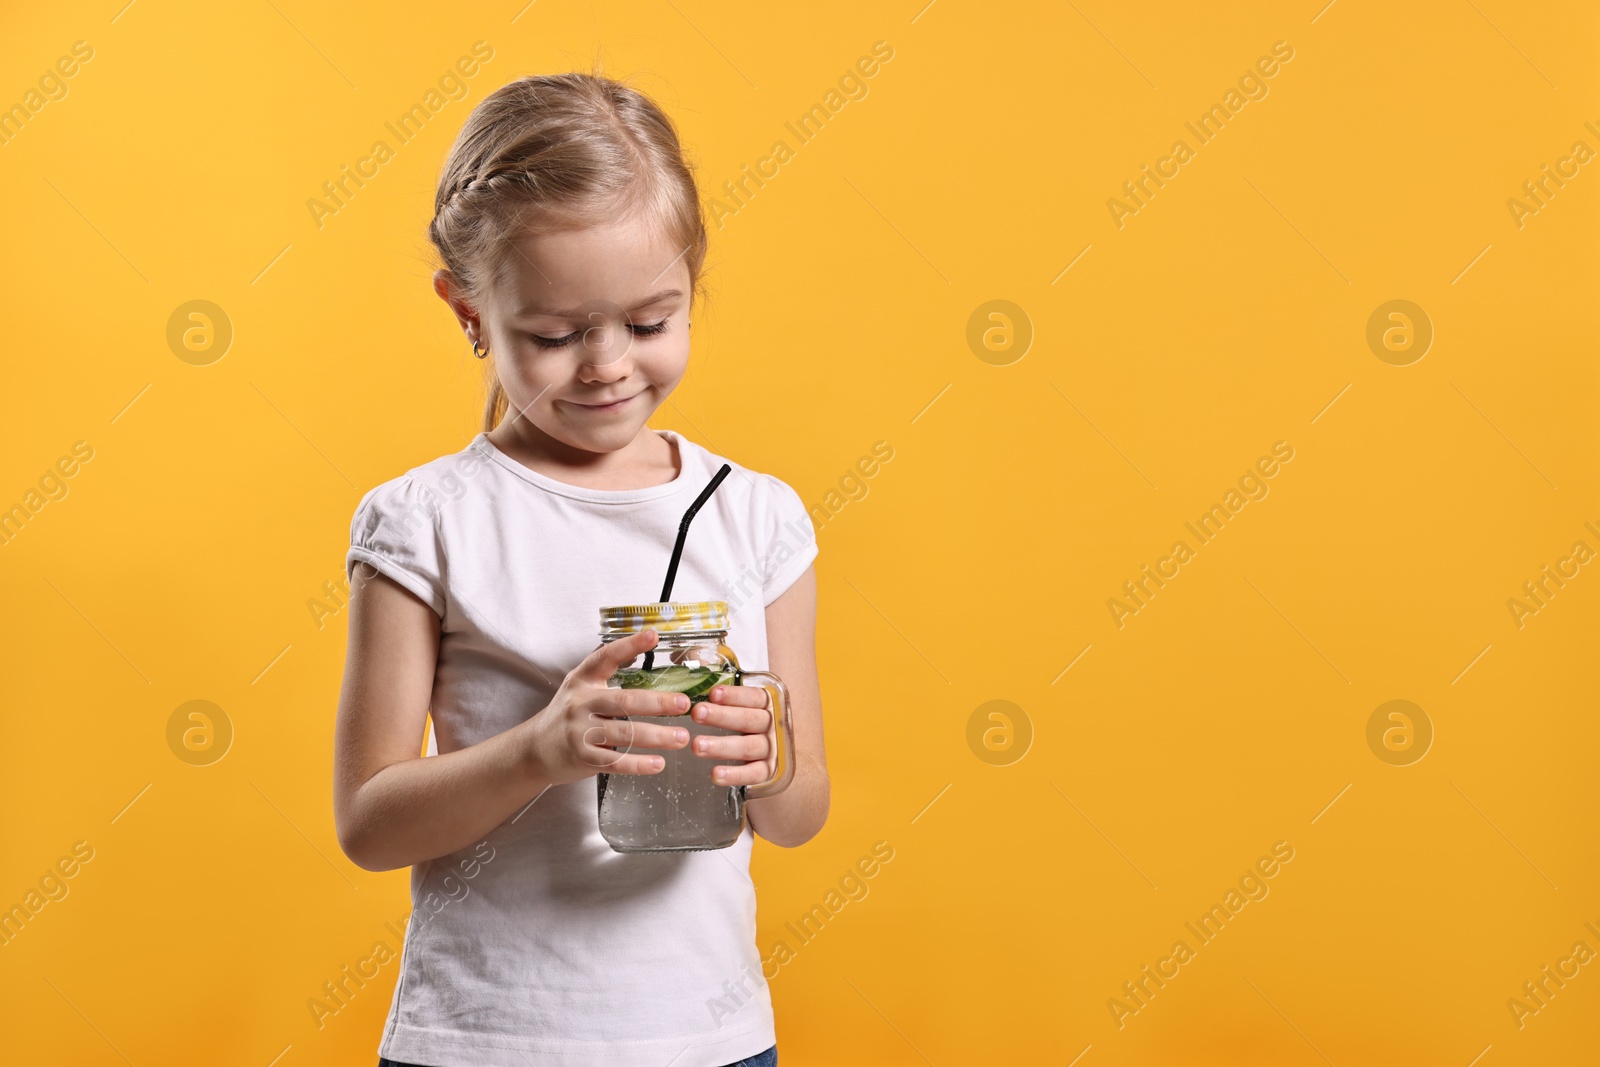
596;600;795;852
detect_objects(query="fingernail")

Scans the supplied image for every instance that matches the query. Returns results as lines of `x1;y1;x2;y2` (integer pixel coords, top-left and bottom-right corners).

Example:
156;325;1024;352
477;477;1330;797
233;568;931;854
676;695;689;710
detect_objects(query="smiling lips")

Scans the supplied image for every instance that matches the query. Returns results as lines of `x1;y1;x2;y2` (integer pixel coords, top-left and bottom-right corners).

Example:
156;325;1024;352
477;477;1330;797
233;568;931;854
569;393;636;412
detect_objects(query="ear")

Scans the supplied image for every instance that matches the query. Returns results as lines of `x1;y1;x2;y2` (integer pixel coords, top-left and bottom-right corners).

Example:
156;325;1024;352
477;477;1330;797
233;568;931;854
434;270;480;336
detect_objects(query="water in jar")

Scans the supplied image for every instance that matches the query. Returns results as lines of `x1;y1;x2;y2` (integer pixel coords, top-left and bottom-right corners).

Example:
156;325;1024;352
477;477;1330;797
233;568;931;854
598;665;746;852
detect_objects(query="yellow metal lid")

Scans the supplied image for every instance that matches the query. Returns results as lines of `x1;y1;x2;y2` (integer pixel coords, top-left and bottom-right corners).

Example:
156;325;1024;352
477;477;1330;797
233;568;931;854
598;600;730;636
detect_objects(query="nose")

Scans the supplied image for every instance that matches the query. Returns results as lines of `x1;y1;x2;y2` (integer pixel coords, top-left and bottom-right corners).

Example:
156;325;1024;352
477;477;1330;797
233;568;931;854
576;314;633;382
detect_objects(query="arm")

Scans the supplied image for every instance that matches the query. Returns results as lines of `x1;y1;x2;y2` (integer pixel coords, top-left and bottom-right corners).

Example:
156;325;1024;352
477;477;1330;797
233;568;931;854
333;563;692;872
745;562;829;847
333;563;550;872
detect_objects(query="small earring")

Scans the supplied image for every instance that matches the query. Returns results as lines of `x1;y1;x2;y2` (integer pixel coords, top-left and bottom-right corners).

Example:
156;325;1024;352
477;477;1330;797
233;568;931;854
472;337;489;359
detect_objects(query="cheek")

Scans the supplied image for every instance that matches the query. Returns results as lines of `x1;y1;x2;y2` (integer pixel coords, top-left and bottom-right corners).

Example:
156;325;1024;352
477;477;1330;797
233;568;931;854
645;337;691;381
499;347;559;389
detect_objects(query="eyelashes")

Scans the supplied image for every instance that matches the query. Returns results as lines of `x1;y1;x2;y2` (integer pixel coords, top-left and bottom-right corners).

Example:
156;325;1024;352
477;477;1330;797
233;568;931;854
529;320;670;350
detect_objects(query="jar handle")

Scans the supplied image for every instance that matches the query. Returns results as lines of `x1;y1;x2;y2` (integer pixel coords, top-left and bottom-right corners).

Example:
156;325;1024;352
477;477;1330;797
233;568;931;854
735;670;795;800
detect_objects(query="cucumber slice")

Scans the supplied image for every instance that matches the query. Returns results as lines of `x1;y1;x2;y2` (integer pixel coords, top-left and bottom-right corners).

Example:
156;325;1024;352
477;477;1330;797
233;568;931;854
614;665;733;702
615;665;708;693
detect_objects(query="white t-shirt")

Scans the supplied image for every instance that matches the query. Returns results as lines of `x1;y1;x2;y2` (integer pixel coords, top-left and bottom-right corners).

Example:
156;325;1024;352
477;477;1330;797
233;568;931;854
344;427;818;1067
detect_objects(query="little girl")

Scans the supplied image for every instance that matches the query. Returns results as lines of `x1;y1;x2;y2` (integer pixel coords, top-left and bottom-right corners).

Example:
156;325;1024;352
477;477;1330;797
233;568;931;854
333;71;827;1067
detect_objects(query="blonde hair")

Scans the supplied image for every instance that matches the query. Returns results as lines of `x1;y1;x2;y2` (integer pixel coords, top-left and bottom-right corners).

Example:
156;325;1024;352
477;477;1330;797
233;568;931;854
428;69;709;432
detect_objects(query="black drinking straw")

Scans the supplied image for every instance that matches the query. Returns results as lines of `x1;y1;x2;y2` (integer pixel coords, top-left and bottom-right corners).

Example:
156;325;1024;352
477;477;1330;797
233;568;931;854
642;462;733;671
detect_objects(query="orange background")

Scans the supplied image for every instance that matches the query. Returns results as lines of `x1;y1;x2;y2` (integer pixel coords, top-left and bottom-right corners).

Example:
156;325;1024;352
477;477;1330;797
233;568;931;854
1;2;1596;1064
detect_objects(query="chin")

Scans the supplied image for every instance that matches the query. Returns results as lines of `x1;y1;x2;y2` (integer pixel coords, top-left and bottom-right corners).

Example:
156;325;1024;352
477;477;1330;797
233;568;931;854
560;419;639;448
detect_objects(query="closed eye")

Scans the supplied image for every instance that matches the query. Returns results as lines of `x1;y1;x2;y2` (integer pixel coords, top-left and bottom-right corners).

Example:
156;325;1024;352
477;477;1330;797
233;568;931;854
530;320;670;349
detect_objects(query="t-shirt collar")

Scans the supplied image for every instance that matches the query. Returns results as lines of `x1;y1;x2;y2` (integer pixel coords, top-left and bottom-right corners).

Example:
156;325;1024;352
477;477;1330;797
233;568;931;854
470;428;696;504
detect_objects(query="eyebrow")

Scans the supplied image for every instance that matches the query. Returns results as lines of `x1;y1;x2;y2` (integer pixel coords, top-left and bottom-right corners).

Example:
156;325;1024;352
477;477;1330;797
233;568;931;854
515;289;684;319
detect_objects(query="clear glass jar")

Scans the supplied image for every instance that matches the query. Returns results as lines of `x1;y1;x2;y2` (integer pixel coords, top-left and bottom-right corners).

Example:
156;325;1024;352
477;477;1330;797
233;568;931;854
596;600;795;852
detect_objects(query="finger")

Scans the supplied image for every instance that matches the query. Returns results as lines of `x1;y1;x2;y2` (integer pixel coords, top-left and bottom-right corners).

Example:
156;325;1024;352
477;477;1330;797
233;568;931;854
690;732;769;762
592;750;670;776
576;725;680;775
706;684;770;709
705;758;776;787
690;700;773;734
576;628;659;683
576;729;630;771
583;718;691;751
591;688;692;718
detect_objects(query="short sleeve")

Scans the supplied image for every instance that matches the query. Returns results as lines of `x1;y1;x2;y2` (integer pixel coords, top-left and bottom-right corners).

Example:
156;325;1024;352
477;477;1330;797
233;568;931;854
347;475;448;617
759;474;818;606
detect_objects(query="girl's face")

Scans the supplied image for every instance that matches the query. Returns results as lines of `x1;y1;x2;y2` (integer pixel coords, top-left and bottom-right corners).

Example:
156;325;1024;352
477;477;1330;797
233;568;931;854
474;212;693;455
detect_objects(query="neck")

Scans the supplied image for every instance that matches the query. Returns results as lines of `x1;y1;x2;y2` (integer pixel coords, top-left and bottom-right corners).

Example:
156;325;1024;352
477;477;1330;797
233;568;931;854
488;413;679;491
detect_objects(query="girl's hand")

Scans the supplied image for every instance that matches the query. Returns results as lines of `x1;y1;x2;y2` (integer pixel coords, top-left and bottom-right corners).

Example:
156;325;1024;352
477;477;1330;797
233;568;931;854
520;628;692;786
689;683;776;787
